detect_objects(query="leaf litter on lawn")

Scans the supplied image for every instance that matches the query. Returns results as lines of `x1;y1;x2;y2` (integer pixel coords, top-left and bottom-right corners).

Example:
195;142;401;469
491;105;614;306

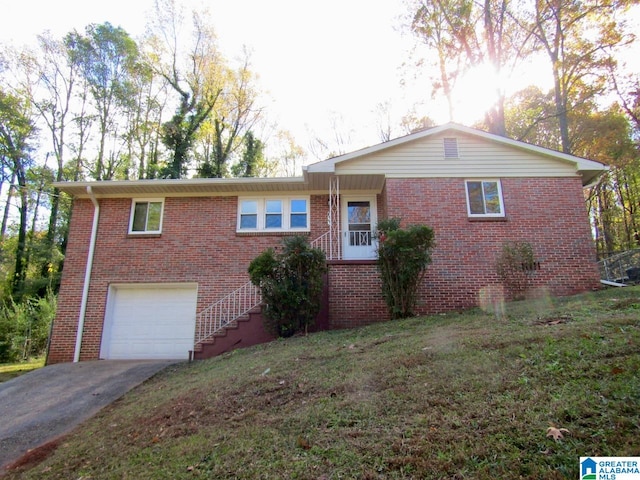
4;286;639;479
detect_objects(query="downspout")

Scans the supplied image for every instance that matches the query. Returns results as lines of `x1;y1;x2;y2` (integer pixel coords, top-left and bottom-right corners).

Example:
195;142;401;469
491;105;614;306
74;186;99;363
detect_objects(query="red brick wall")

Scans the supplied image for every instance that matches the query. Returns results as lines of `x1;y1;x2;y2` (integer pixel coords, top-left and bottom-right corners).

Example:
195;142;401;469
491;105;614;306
386;177;599;313
49;177;601;363
327;262;390;329
326;176;600;323
48;194;329;364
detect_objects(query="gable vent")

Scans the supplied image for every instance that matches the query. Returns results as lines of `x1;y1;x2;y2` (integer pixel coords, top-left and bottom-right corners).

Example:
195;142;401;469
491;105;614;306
443;137;459;158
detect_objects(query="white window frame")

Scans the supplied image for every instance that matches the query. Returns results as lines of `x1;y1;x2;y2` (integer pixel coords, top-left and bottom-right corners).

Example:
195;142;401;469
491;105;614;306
128;198;165;234
237;196;310;232
464;180;505;218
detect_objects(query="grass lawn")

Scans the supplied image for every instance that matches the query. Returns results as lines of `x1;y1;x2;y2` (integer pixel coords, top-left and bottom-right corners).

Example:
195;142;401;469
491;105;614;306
4;286;639;479
0;357;44;383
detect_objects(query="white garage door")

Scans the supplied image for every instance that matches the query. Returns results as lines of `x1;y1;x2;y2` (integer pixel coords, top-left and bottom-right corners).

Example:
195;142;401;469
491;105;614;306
100;284;198;360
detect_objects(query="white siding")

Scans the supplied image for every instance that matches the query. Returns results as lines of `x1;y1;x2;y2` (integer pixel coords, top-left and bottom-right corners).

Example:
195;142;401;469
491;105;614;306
335;132;579;178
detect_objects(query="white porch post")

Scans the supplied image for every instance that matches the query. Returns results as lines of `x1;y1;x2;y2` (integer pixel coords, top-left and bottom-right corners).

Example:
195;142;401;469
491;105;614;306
328;176;340;260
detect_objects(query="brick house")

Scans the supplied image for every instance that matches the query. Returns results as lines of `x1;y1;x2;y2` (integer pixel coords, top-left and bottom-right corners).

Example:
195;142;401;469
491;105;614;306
47;123;607;364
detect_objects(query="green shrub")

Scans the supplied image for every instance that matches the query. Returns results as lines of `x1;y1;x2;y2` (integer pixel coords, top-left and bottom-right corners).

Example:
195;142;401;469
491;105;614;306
0;291;56;363
376;218;435;319
248;236;327;337
496;241;537;299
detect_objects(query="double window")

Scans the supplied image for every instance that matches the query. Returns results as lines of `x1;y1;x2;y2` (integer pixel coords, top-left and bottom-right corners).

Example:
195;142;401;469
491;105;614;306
465;180;504;218
129;199;164;234
238;197;309;232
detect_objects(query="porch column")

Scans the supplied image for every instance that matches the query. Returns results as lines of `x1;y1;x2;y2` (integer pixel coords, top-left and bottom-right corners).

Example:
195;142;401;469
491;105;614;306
328;176;341;260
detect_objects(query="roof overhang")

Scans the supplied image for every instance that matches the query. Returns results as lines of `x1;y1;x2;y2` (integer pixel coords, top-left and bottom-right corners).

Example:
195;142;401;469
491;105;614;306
53;172;387;198
54;177;308;198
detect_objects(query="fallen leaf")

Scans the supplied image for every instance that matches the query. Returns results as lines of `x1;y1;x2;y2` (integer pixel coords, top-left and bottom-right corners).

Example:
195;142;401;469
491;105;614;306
546;426;570;441
297;435;312;450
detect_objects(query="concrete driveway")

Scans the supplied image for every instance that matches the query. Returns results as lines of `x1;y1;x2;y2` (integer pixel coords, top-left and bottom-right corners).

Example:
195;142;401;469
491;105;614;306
0;360;178;472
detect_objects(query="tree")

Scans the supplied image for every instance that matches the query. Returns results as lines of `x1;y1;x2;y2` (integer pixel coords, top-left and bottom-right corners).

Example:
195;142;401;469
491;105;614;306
148;0;223;178
400;112;437;135
17;33;82;279
504;85;560;147
0;89;37;296
409;0;534;135
248;236;326;337
66;22;140;180
611;70;640;132
579;107;640;255
308;112;354;161
272;130;306;177
122;43;167;180
528;0;635;153
409;0;468;122
230;131;264;177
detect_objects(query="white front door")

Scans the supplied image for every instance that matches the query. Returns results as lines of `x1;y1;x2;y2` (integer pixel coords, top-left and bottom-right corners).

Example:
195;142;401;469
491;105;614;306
342;196;377;259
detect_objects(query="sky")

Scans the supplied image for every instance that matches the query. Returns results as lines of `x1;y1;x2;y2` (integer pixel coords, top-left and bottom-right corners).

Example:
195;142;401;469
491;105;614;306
0;0;423;153
1;0;638;156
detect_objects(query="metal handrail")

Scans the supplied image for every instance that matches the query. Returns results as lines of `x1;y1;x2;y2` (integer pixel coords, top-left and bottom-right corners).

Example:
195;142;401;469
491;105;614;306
195;281;262;344
598;248;640;283
195;230;338;345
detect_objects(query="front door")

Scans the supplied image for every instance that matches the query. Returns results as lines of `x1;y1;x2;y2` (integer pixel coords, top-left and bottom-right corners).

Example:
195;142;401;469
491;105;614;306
342;196;377;259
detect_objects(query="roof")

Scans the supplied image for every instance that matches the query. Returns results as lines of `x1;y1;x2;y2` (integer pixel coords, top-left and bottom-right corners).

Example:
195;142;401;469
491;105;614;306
54;123;608;197
54;173;386;198
305;122;608;186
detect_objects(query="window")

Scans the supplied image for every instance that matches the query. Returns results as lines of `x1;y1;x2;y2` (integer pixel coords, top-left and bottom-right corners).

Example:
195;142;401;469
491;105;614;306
290;199;308;228
238;197;309;232
240;200;258;229
265;200;283;228
129;199;164;233
465;180;505;217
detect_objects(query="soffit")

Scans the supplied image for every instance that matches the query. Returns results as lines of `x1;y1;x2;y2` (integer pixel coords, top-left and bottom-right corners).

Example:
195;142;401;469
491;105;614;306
53;172;386;198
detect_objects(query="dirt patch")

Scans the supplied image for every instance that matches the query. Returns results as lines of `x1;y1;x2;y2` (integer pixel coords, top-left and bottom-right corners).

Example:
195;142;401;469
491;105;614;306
535;315;572;326
5;436;64;473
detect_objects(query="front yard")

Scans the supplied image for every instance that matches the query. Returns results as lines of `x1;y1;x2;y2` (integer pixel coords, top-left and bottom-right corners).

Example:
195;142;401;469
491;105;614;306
3;286;639;479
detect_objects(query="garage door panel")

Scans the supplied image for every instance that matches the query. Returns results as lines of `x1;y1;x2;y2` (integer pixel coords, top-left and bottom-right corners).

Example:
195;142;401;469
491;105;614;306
101;284;197;360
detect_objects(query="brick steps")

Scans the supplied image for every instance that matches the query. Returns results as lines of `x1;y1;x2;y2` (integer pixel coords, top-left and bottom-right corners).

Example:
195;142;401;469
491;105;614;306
193;306;276;360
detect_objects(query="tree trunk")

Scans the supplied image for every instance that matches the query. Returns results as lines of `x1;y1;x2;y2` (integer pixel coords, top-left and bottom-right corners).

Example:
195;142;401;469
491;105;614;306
1;171;16;241
12;167;29;296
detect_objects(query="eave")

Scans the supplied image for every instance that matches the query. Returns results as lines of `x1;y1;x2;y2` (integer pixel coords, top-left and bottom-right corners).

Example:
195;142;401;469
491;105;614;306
53;172;386;198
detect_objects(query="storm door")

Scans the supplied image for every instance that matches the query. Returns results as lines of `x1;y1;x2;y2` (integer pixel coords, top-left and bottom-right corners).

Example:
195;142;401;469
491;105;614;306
342;196;377;259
